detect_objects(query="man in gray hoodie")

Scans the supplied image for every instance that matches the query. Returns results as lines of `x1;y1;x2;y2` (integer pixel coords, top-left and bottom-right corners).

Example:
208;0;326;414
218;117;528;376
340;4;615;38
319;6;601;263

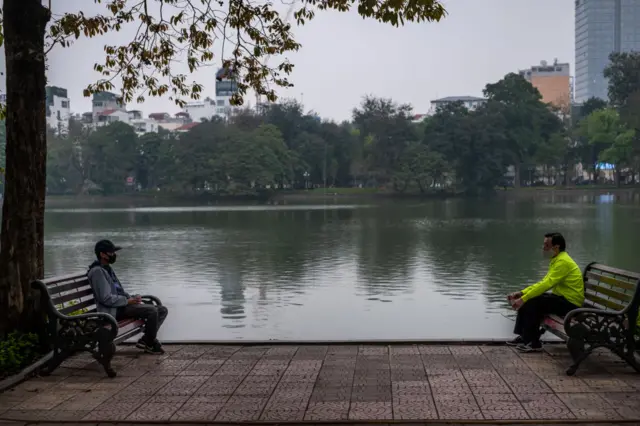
88;239;168;354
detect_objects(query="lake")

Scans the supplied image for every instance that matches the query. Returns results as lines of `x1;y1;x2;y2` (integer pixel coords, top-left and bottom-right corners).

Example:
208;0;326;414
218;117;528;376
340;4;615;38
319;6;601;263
43;192;640;341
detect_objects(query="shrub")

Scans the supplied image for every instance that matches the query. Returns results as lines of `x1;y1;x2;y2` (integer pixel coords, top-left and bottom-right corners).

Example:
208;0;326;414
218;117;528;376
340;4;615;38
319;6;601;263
0;332;41;380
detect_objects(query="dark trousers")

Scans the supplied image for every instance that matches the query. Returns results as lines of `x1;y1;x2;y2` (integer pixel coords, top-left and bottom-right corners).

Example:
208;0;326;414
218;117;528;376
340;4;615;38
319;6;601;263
514;293;578;344
117;303;168;341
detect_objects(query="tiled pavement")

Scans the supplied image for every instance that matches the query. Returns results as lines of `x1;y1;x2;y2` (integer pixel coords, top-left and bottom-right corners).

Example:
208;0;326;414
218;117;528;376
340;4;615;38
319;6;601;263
0;344;639;423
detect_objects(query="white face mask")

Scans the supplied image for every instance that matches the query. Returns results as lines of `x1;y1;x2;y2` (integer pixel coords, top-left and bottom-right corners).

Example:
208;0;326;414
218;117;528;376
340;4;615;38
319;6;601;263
543;249;554;259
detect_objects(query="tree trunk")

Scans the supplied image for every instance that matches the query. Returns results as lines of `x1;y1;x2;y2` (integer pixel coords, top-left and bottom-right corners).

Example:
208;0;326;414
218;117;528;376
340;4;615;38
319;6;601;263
0;0;51;337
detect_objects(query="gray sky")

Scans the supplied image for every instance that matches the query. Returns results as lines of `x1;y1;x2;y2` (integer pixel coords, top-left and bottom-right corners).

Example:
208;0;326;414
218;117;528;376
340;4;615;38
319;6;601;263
47;0;574;121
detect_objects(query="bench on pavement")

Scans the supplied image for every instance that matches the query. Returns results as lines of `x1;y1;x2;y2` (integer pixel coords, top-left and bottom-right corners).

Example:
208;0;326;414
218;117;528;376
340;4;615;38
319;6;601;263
32;272;163;378
542;262;640;376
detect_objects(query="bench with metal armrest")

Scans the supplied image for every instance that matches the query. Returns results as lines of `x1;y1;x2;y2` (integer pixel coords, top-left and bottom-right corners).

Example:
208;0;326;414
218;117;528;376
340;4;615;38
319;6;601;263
542;262;640;376
32;273;163;377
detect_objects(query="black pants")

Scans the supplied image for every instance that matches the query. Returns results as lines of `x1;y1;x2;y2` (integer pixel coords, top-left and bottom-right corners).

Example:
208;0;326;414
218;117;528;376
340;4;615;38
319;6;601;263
514;293;579;344
117;303;168;341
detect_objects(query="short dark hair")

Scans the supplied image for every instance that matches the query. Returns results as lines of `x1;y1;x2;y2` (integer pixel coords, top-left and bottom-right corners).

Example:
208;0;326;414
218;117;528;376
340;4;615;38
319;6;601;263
544;232;566;251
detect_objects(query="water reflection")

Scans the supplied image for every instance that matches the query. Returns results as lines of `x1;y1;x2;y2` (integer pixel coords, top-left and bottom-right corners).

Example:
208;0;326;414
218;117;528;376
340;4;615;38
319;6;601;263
43;196;640;341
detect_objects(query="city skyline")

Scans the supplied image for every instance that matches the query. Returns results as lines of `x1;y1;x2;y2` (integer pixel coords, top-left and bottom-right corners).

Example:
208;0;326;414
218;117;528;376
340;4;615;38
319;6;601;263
34;0;574;121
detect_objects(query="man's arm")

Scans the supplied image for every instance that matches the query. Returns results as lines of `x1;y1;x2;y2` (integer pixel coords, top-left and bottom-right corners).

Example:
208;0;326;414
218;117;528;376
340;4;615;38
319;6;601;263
520;260;569;303
88;267;128;308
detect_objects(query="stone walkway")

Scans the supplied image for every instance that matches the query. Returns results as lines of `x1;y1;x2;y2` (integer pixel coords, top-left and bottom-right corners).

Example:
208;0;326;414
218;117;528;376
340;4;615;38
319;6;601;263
0;344;639;423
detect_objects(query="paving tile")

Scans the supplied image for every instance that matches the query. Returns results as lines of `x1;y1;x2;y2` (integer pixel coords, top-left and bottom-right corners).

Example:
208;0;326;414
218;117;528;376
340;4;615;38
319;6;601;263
518;393;575;419
2;410;90;421
2;343;640;423
51;390;114;411
475;393;529;420
155;375;208;396
433;395;483;419
13;389;79;410
260;404;306;421
170;404;224;421
349;402;393;420
215;407;262;421
304;401;349;420
124;396;187;421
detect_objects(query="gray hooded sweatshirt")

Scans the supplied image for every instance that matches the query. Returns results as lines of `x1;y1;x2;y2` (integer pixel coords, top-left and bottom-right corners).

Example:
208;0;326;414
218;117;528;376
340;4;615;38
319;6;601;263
87;261;128;318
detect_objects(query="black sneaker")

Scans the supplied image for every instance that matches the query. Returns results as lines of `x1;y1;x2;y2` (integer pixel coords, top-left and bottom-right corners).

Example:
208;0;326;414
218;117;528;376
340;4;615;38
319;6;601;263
506;336;525;346
135;337;150;350
136;337;165;355
146;341;165;355
516;342;543;353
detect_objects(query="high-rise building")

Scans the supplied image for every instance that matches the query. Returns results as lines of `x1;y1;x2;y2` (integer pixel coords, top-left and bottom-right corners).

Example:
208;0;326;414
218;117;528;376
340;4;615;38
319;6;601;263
183;66;240;122
519;60;571;110
575;0;640;104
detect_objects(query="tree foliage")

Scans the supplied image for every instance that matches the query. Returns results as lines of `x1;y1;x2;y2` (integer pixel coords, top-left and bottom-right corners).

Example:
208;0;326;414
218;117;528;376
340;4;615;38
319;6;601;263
579;108;635;186
45;0;447;107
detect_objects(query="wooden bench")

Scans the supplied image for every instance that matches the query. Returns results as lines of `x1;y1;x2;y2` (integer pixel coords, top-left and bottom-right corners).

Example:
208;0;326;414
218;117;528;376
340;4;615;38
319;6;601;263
32;273;163;377
542;262;640;376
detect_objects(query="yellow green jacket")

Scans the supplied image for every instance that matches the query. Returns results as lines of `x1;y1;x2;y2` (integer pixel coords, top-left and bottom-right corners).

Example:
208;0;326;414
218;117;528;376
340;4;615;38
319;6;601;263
521;251;584;307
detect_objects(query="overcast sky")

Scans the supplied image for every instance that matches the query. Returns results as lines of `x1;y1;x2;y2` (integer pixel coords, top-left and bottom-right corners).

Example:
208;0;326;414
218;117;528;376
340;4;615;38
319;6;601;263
46;0;574;121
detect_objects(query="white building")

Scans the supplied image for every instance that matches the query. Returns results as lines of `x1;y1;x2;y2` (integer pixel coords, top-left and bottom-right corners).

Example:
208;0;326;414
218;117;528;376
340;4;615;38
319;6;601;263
429;96;487;115
94;109;130;127
131;118;159;135
45;86;71;135
184;97;218;122
92;91;124;120
182;66;241;122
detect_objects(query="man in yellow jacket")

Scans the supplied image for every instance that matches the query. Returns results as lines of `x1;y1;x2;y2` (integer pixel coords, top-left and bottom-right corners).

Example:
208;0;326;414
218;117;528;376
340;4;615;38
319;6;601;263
507;233;584;352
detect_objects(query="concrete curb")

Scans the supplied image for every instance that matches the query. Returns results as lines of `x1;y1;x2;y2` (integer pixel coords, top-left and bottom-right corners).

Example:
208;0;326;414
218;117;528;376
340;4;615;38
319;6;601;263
0;351;52;394
122;340;566;346
2;418;640;424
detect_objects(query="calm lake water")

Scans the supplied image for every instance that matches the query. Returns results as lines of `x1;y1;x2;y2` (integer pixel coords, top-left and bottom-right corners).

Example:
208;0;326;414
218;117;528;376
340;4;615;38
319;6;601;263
43;192;640;341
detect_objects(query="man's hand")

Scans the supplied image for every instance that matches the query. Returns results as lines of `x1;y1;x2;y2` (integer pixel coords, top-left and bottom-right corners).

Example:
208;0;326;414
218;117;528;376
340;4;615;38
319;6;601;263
507;291;523;301
512;298;524;310
127;297;141;305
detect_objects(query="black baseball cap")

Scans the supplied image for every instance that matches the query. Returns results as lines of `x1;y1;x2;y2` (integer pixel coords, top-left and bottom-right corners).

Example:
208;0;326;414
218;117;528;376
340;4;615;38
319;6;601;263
94;239;122;255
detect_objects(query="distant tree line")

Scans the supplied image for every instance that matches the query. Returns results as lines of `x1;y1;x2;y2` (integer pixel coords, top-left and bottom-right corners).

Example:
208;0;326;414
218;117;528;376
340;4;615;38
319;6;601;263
37;52;640;197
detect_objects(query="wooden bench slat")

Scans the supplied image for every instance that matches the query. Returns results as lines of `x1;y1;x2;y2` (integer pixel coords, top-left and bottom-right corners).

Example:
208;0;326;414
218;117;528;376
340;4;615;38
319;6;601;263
51;288;95;306
590;264;640;280
58;299;96;315
47;280;91;295
585;282;633;303
584;292;626;311
585;271;636;291
42;273;88;286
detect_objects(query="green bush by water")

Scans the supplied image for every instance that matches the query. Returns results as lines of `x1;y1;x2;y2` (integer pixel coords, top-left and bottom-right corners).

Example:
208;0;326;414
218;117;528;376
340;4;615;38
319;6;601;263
0;332;40;380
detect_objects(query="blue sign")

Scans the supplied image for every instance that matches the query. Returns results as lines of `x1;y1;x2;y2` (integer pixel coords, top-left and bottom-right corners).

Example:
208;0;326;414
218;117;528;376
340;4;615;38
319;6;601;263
596;162;615;170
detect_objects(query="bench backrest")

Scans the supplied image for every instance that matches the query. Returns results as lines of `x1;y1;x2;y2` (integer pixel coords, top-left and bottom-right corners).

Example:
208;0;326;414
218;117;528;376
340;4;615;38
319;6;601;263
42;272;98;316
583;263;640;313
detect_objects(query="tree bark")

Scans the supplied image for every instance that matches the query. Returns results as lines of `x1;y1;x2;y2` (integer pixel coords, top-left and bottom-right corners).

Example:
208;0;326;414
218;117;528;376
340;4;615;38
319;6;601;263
0;0;51;336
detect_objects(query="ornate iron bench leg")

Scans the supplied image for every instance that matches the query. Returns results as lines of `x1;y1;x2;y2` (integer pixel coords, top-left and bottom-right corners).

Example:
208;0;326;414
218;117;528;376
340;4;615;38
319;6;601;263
40;347;74;376
566;337;589;376
566;322;590;376
95;328;117;378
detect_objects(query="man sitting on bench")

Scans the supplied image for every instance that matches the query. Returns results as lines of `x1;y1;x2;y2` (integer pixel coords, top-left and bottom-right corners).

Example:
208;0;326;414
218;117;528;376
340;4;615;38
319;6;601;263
506;233;584;353
88;239;168;354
